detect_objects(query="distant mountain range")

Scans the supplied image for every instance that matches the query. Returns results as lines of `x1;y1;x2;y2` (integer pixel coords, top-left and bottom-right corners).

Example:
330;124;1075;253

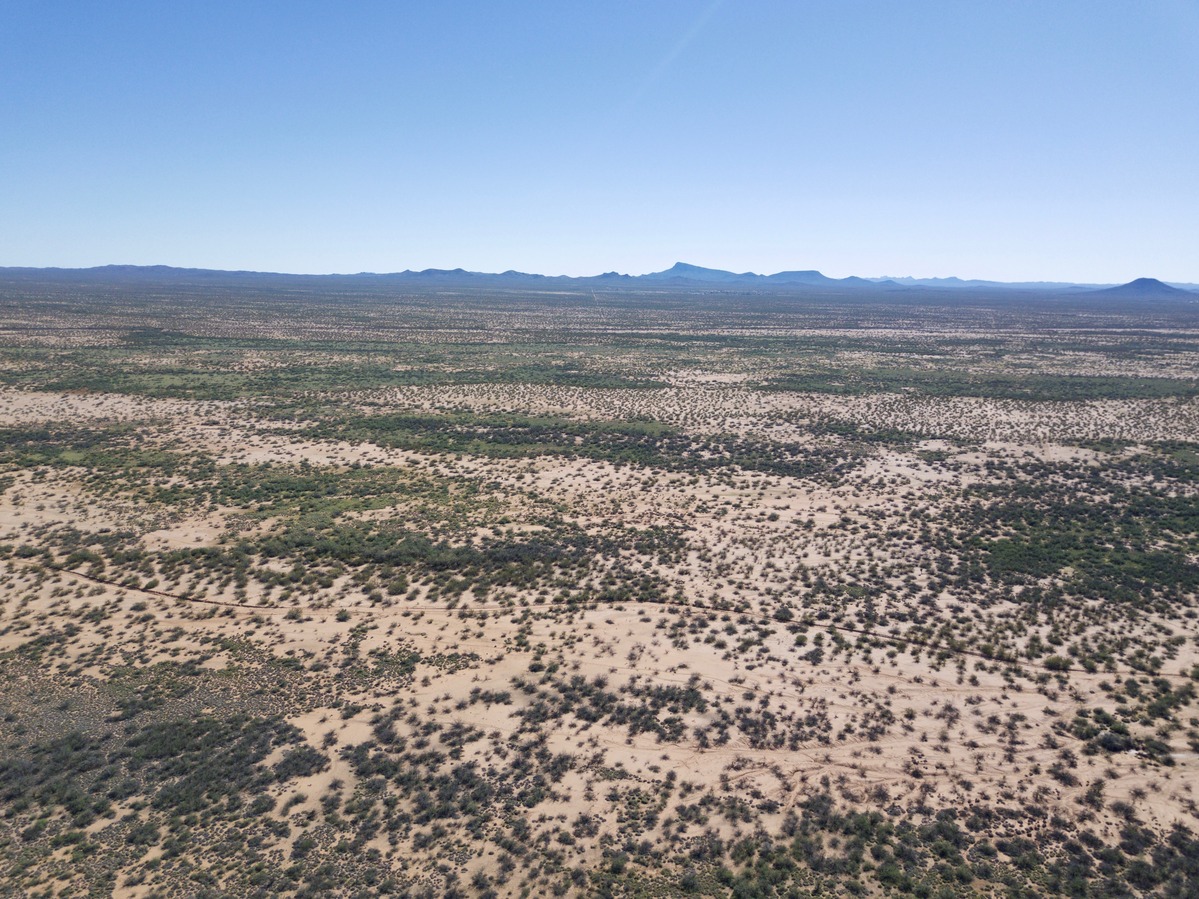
636;262;890;288
0;263;1196;295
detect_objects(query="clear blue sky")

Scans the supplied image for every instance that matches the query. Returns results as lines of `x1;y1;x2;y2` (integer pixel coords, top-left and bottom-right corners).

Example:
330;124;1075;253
2;1;1197;281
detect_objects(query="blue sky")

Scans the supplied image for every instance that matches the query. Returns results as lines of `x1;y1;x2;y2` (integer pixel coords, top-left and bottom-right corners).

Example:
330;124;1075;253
2;1;1197;281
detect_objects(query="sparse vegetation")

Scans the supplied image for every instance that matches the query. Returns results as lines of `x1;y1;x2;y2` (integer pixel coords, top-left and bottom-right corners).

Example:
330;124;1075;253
1;277;1196;896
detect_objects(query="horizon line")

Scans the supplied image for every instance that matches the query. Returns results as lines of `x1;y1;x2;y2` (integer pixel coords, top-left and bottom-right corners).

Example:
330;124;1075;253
4;261;1198;289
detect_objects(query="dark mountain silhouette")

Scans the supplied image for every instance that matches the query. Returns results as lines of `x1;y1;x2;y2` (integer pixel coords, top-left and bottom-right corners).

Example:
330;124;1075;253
0;265;1194;296
1089;278;1195;298
640;262;757;283
639;262;880;288
766;270;838;286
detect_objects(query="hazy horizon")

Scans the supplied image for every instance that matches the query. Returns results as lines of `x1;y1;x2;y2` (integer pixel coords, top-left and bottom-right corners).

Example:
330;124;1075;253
3;259;1197;289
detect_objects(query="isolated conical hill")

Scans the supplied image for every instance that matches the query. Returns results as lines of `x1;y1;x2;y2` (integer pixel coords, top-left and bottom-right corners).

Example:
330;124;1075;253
1091;277;1193;297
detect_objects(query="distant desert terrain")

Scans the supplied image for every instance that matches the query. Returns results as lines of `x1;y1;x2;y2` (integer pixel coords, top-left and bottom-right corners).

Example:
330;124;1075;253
1;278;1197;897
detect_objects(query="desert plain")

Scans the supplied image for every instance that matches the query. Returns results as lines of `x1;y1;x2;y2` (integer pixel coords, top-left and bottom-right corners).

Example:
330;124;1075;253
0;275;1197;898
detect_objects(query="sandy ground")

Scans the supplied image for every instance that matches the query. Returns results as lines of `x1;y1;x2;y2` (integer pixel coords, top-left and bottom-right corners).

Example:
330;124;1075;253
2;375;1197;897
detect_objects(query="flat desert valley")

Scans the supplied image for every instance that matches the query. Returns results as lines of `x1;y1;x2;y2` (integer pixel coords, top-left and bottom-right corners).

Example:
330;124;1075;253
1;275;1198;898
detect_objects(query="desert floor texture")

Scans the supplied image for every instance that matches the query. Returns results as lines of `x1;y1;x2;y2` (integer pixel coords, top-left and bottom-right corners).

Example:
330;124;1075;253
1;278;1197;898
